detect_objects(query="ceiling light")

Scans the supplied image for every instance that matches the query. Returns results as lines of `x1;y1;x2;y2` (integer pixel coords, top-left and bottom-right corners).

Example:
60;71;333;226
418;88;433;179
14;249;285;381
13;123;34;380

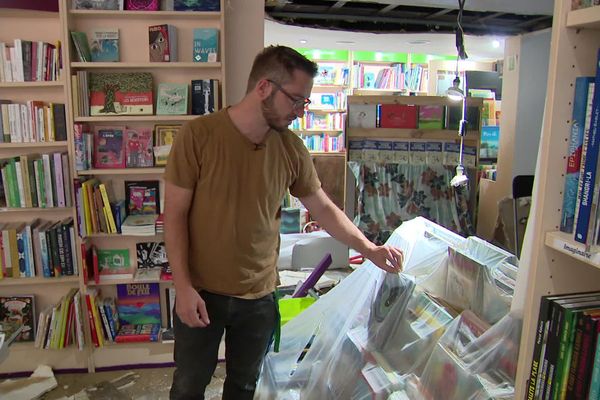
336;40;355;45
447;76;464;101
299;39;307;44
492;39;500;48
408;40;431;45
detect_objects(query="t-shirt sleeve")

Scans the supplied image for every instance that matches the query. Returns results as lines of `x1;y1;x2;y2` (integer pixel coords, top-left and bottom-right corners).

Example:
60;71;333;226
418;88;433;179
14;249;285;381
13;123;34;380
289;136;322;198
164;122;201;189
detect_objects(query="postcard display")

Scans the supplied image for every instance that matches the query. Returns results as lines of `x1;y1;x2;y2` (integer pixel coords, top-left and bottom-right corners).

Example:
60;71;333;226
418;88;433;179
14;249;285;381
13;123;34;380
255;217;521;399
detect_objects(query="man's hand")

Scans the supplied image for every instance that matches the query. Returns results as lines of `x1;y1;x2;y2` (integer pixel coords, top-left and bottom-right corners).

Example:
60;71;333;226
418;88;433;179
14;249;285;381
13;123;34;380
175;286;210;328
363;245;404;273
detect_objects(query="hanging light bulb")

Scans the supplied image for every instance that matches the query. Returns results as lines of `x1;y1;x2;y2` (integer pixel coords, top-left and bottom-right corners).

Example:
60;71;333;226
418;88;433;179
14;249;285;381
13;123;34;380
447;76;464;101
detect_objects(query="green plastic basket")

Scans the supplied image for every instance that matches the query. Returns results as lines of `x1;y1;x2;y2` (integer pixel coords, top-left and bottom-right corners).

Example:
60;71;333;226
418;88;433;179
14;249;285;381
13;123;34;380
278;297;316;325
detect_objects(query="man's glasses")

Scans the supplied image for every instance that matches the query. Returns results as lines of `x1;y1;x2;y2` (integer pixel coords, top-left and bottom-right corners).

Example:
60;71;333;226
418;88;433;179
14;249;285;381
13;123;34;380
267;79;311;110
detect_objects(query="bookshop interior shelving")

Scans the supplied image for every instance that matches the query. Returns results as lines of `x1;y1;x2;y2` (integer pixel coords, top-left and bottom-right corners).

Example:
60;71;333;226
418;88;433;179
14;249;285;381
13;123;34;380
0;0;226;374
513;1;600;398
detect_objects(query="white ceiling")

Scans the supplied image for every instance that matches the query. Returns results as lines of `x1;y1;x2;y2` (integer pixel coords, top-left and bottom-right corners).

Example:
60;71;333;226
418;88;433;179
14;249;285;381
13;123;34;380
265;18;507;61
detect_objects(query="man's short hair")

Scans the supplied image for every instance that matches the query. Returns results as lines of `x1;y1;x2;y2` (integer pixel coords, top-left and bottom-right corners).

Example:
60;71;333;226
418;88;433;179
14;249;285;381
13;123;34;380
246;45;318;93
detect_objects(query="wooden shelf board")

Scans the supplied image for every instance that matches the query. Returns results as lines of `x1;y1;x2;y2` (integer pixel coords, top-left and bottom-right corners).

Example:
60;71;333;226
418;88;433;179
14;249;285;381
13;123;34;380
69;10;220;18
87;278;170;286
0;207;73;213
308;108;346;113
71;62;221;69
0;141;68;149
312;84;347;91
0;81;64;88
545;231;600;269
310;152;346;157
75;115;196;122
348;95;483;107
293;129;343;136
84;232;163;239
566;6;600;29
346;127;480;142
0;9;57;18
0;276;80;287
77;168;165;176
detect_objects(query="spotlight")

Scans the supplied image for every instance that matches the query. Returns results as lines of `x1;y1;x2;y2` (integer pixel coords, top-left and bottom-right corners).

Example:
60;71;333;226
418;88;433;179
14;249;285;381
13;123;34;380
450;165;469;187
447;76;464;101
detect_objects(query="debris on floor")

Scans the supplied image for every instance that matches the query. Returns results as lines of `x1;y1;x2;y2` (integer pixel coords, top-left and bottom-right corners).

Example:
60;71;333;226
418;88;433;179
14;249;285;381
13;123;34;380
0;364;58;400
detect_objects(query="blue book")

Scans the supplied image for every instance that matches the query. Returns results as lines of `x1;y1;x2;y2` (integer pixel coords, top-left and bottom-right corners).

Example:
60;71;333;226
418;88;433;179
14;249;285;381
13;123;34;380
90;29;119;62
575;49;600;244
174;0;219;11
560;77;594;233
192;28;218;62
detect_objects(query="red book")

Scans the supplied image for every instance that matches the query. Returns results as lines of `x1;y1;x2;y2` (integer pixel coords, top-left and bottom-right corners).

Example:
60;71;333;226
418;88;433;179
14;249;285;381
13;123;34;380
379;104;418;129
85;293;99;347
115;323;160;343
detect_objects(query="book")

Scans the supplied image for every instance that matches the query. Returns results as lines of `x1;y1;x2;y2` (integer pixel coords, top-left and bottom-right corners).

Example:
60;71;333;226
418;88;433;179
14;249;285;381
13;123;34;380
156;83;188;115
93;126;126;169
115;323;160;342
125;128;153;168
153;124;181;166
90;29;119;62
379;104;417;129
72;0;124;9
125;180;160;215
418;105;444;130
135;241;167;281
70;31;92;62
191;79;218;115
125;0;159;10
192;28;219;62
116;283;161;325
97;248;133;280
89;72;153;116
0;295;35;342
148;24;177;62
121;214;157;236
174;0;220;11
348;104;377;128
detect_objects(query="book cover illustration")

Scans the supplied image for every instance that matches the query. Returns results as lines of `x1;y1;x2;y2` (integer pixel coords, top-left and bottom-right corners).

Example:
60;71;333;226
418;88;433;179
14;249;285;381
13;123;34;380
174;0;220;11
136;242;168;269
156;83;188;115
148;24;177;62
153;124;181;166
97;248;132;278
73;0;124;10
418;105;445;130
0;295;35;342
89;72;153;115
125;0;159;10
192;28;219;62
93;126;126;169
125;128;154;168
125;180;160;215
116;283;161;325
191;79;218;115
90;29;119;62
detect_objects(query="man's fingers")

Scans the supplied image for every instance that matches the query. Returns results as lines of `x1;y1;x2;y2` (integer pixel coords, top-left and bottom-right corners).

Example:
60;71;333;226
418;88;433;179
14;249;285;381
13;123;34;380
198;301;210;326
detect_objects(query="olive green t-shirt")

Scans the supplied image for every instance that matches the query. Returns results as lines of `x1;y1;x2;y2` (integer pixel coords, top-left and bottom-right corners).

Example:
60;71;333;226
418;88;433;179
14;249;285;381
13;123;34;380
164;108;321;299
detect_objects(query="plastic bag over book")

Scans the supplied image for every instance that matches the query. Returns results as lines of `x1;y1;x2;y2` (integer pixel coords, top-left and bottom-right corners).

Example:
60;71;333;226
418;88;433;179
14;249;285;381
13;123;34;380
255;217;522;400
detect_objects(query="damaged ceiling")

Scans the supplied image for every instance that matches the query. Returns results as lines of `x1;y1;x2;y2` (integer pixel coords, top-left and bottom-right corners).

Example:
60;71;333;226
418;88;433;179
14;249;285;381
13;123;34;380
265;0;554;36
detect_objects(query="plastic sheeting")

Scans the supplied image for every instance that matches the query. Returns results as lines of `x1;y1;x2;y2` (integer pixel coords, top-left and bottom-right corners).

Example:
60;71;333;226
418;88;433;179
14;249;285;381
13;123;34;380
256;217;522;400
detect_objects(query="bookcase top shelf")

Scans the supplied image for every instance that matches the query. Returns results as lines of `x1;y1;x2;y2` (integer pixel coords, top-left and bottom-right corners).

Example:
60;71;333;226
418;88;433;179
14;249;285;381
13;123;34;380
0;206;73;213
545;231;600;270
68;10;221;19
0;81;64;88
0;276;80;287
87;278;171;286
566;5;600;29
346;128;479;142
70;62;222;69
77;168;165;176
348;95;484;107
75;115;197;122
0;141;69;149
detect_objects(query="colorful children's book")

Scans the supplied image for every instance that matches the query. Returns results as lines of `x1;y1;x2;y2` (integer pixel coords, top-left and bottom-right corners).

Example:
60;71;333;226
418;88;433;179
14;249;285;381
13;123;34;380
115;323;160;342
0;295;35;342
192;28;219;62
89;72;153;115
125;128;154;168
125;0;159;10
97;248;133;280
148;24;177;62
90;29;119;62
153;124;181;166
125;180;160;215
72;0;124;10
116;283;161;325
93;126;126;169
156;83;188;115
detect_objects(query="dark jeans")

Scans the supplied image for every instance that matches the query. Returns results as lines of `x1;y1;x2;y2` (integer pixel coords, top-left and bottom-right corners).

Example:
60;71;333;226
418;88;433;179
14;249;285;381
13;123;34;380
169;290;278;400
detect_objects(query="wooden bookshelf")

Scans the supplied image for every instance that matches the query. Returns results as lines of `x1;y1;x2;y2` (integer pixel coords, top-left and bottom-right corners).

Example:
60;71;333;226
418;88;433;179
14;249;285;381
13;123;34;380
293;129;343;136
0;276;80;287
68;10;220;19
513;2;600;397
77;168;165;176
70;62;221;69
0;206;73;213
0;81;64;88
0;141;69;149
75;115;197;122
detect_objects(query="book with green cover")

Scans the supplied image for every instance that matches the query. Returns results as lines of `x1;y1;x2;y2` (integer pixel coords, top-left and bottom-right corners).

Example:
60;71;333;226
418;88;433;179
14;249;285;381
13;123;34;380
156;83;188;115
70;31;92;62
192;28;218;62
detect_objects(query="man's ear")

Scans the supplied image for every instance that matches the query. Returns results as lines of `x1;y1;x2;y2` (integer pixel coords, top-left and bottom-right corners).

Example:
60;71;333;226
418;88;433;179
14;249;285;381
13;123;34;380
255;78;272;101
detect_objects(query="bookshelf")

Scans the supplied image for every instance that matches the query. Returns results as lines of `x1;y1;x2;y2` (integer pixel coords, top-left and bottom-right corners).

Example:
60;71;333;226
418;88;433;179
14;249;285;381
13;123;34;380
512;1;600;398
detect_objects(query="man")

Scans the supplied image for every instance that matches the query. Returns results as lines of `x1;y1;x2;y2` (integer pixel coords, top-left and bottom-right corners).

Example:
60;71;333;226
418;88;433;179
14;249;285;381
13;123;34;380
164;45;403;400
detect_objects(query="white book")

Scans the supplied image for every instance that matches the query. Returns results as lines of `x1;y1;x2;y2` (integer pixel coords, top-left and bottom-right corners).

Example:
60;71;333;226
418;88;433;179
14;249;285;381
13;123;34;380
0;42;4;82
348;104;377;128
14;161;26;207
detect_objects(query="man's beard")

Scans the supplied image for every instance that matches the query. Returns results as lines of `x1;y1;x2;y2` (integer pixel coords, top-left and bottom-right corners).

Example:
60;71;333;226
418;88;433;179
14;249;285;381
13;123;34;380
261;95;294;133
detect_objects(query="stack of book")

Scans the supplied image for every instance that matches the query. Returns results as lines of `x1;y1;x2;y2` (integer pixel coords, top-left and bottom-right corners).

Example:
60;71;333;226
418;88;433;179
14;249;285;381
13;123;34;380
155;214;164;233
121;214;157;236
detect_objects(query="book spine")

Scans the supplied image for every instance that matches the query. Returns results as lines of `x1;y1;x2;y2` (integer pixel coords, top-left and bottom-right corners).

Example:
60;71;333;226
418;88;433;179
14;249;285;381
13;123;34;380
588;330;600;399
85;294;99;347
574;50;600;244
552;309;577;400
566;314;585;398
529;296;552;399
542;302;564;400
574;315;595;399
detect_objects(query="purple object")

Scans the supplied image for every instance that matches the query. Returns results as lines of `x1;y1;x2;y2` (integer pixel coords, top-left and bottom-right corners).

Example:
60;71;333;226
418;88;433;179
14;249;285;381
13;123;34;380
292;253;332;298
0;1;59;12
